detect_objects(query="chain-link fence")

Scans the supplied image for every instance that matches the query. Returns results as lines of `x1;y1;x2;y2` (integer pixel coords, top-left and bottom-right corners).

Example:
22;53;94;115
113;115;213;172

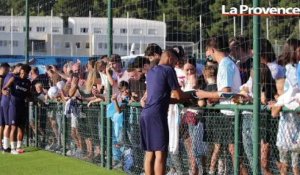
27;102;297;175
1;0;300;175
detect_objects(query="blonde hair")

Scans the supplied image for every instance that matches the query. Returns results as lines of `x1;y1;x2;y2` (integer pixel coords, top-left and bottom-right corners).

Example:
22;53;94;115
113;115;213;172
85;70;98;94
95;60;107;72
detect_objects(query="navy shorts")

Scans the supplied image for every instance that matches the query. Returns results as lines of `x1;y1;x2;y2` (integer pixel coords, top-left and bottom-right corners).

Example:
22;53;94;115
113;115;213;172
140;112;169;152
2;103;10;125
0;106;4;126
8;99;27;126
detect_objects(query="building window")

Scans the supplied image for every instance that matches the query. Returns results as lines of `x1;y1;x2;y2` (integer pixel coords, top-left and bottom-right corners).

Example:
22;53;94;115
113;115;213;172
52;27;60;33
64;28;73;34
85;43;90;49
120;28;127;34
30;40;46;52
98;43;103;49
13;41;18;47
133;28;142;35
94;28;102;34
11;26;19;32
23;27;32;32
0;26;5;32
37;27;45;32
98;43;108;49
80;28;88;33
65;42;70;48
114;43;123;50
123;44;127;50
148;29;157;35
0;40;8;47
75;42;80;48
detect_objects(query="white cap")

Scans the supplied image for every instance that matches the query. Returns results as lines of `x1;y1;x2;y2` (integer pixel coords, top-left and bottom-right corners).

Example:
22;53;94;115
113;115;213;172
48;86;59;99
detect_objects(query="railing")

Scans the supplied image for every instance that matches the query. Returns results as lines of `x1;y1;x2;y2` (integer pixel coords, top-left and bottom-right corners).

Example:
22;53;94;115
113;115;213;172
28;101;294;174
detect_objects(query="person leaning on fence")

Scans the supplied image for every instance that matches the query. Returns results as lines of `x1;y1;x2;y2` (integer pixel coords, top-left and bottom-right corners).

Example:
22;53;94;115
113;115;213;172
238;63;277;175
197;65;222;175
110;81;131;167
106;54;130;96
66;63;86;158
270;39;300;175
140;49;191;175
78;61;103;160
195;35;249;175
30;66;49;91
127;56;149;100
181;58;209;175
30;82;47;144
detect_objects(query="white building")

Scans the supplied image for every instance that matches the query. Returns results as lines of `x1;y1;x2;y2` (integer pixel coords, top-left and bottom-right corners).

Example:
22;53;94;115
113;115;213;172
0;16;63;55
0;16;166;56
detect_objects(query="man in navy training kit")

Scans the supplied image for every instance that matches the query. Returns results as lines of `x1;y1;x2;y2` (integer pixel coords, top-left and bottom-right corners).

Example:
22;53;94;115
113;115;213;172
2;63;23;153
140;49;189;175
2;64;31;154
0;63;10;151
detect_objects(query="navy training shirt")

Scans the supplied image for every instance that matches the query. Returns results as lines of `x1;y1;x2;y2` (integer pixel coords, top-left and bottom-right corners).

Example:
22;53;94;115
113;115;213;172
142;64;180;117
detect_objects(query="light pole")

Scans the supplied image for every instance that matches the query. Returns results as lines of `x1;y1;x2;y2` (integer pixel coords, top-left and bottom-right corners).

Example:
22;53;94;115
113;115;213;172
25;0;29;64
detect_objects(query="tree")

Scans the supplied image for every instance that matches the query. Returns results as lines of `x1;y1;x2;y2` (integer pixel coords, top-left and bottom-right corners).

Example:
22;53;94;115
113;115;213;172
53;0;94;17
157;0;202;42
0;1;10;15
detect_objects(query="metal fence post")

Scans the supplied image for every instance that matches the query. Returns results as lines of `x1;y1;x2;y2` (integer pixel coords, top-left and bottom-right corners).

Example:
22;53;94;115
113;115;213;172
253;0;261;174
25;0;29;63
63;103;67;156
107;0;113;170
234;107;240;175
27;102;33;147
34;105;38;148
100;103;106;167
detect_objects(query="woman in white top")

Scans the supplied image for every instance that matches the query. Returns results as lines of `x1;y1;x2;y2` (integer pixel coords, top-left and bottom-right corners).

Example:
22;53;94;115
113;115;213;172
273;39;300;175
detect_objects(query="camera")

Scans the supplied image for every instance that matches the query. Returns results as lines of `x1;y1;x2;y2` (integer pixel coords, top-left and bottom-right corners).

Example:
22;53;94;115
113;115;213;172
72;72;79;78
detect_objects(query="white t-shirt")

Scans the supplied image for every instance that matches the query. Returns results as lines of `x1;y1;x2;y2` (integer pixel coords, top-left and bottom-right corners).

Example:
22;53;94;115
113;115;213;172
240;77;253;115
284;63;297;91
217;57;241;115
174;68;186;88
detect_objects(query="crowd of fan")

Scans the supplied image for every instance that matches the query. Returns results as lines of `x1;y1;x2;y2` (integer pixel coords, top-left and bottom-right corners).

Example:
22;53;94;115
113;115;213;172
0;35;300;175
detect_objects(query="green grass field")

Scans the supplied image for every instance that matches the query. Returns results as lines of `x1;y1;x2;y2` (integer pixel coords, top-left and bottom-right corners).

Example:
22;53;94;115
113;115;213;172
0;148;125;175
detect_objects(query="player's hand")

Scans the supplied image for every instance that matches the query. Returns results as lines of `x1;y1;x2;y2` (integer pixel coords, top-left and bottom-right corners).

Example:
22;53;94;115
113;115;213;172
2;88;9;96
